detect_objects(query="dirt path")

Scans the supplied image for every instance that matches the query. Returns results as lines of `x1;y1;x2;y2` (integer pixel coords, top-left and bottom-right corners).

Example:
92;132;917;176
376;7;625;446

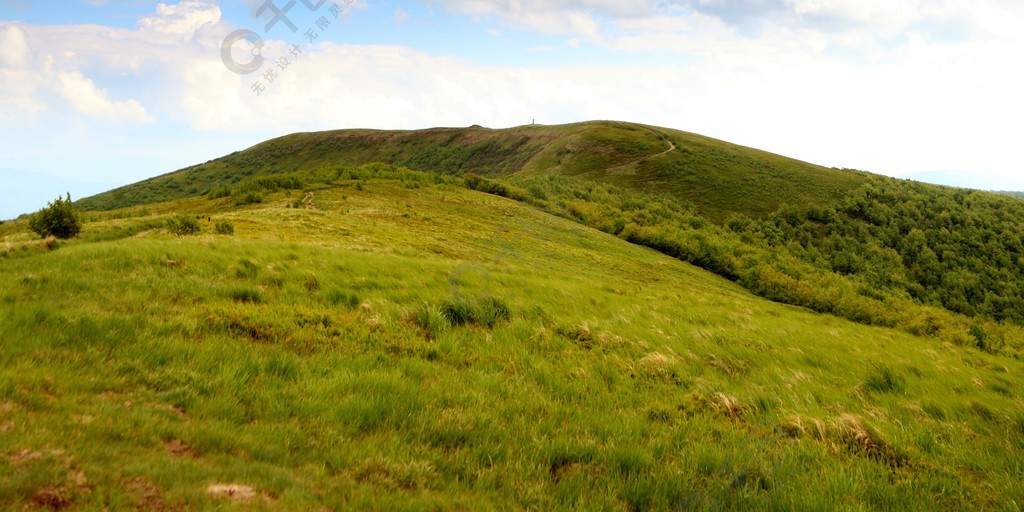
655;139;676;157
644;127;677;158
601;128;677;175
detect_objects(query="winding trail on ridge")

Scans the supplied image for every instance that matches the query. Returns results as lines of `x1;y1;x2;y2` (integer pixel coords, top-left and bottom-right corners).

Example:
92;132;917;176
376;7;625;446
600;127;677;175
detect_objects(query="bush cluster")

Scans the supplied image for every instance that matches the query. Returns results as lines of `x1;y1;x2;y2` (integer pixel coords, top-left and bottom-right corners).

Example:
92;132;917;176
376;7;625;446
214;220;235;235
29;194;81;239
166;214;201;236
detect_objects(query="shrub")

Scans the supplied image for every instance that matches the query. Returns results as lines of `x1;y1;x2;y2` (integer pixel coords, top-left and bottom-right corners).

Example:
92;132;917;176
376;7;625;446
29;193;81;239
207;185;232;199
463;174;530;201
214;220;235;235
166;214;201;236
464;174;507;196
969;324;987;351
233;192;263;206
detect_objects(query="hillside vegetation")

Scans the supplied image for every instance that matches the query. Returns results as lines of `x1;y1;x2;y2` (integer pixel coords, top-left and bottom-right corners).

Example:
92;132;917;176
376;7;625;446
471;172;1024;350
72;121;1024;351
4;165;1024;509
77;121;867;221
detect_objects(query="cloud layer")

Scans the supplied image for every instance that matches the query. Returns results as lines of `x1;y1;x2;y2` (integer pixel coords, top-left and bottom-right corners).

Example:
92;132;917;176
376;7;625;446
1;0;1023;212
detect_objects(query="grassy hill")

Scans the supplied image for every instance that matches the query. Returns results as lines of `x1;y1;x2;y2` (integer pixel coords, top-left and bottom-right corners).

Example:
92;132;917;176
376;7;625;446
77;121;868;222
65;119;1024;353
4;167;1024;509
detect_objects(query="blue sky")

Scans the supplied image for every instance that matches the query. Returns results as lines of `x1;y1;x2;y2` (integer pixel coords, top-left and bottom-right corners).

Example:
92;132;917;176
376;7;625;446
1;0;1023;219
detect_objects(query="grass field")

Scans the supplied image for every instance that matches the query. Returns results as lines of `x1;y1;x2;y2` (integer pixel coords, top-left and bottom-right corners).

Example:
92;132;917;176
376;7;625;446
4;176;1024;509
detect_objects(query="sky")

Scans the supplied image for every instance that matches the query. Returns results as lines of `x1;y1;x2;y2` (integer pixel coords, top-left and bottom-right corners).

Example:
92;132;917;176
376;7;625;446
1;0;1023;219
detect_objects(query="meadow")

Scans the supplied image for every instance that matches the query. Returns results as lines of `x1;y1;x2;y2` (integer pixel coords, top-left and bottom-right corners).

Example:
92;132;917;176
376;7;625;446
75;122;1024;354
3;172;1024;509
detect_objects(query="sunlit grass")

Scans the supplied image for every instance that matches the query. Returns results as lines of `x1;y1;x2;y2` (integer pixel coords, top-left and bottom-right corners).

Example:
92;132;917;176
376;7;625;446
2;179;1023;509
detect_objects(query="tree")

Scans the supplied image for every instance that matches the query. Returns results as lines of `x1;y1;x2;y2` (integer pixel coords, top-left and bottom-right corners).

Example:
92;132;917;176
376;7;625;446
29;193;82;239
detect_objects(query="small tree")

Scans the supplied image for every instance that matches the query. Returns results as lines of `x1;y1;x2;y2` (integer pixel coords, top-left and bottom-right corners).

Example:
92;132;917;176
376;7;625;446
29;193;82;239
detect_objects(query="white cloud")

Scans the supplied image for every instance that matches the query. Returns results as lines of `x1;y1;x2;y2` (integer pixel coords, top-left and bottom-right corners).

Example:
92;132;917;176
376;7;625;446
0;25;31;68
0;68;47;121
425;0;622;39
56;71;153;123
784;0;926;26
3;0;1024;193
430;0;658;19
0;24;46;121
395;8;412;24
136;1;222;36
0;2;233;125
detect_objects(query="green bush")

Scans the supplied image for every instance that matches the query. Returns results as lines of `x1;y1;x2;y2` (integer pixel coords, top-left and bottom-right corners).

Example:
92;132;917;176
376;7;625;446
233;192;263;206
166;214;201;236
463;173;529;201
29;193;81;239
464;174;508;196
207;185;232;199
214;220;235;235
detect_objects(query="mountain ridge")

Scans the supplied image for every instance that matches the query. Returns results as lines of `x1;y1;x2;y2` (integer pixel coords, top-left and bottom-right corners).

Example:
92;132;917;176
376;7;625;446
76;120;870;221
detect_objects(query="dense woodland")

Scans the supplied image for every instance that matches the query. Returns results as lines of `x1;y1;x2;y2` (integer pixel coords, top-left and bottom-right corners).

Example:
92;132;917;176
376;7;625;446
762;178;1024;323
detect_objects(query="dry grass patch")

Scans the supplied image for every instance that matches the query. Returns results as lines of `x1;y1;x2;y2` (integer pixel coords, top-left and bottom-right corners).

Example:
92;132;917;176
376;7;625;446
206;484;257;502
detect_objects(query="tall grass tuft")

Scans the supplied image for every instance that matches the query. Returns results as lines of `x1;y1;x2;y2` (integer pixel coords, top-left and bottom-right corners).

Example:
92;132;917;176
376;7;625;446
410;303;450;340
438;296;511;329
864;365;906;394
228;287;263;304
326;289;360;310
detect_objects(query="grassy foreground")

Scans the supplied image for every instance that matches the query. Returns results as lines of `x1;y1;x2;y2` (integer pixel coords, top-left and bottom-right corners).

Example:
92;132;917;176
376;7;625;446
3;178;1024;510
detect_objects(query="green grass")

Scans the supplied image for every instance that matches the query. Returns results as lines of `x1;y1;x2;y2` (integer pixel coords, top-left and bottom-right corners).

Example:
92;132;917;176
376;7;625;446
4;177;1024;509
75;121;868;222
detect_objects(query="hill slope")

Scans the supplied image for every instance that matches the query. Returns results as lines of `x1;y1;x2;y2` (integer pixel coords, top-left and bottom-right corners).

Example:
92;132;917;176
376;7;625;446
67;121;1024;349
77;121;868;221
3;170;1024;509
